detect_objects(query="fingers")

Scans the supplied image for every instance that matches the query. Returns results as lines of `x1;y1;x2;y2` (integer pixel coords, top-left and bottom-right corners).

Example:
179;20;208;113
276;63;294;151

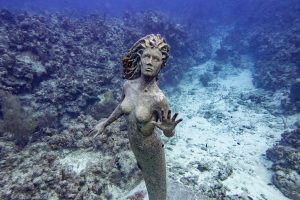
90;130;96;138
88;128;95;136
172;113;178;121
161;110;165;121
92;132;99;139
167;110;171;119
88;126;100;138
161;110;171;121
161;110;182;123
175;118;183;125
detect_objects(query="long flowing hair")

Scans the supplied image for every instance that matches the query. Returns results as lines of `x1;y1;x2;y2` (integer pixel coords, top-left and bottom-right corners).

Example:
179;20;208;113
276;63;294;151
122;34;170;80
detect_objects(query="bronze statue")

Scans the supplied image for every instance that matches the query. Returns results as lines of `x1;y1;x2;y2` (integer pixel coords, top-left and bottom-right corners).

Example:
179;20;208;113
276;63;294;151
90;34;182;200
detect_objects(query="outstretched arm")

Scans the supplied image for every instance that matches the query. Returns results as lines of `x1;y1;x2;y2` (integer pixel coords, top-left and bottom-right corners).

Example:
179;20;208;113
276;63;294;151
103;104;124;128
89;87;126;138
89;104;124;138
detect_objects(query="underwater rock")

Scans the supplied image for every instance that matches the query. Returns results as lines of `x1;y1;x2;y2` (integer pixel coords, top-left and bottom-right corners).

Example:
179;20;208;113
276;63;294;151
266;127;300;199
86;90;118;120
214;165;233;181
197;162;210;172
0;9;123;129
180;175;199;187
167;180;209;200
272;170;300;200
47;134;76;150
199;72;214;87
285;80;300;112
197;180;227;199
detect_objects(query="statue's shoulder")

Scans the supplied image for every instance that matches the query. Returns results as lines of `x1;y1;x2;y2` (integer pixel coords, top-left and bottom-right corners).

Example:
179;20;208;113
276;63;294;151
154;87;168;105
124;79;138;86
156;94;169;111
160;94;169;105
123;79;137;92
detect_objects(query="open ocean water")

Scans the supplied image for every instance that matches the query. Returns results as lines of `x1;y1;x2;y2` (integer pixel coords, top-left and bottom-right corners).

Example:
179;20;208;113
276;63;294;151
0;0;299;200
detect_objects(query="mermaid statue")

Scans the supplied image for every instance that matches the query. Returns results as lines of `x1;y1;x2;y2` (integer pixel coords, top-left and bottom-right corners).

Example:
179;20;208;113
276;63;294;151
90;34;182;200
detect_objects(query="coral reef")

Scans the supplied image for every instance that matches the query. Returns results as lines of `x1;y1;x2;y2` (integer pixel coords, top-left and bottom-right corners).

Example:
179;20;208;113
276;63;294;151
0;90;37;146
0;114;141;199
0;8;127;128
266;127;300;200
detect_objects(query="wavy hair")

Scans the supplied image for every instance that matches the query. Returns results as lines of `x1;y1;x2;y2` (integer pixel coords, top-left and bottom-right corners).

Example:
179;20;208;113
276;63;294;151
122;34;170;80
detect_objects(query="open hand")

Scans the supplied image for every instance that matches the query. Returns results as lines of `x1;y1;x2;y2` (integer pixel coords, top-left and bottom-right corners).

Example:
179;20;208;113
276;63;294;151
150;110;182;137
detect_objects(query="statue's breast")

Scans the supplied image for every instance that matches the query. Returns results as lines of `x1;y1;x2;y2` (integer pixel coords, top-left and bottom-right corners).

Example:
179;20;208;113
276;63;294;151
135;101;152;123
120;96;133;115
121;94;153;122
121;83;161;127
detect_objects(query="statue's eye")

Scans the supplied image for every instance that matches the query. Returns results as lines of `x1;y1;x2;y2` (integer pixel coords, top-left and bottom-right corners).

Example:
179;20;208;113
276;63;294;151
153;56;161;62
143;54;151;59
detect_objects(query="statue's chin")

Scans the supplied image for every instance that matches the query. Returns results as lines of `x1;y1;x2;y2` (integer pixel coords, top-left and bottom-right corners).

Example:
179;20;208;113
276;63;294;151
142;73;157;79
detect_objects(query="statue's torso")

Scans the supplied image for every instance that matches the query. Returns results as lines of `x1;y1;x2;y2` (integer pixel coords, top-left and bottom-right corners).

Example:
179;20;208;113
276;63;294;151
120;80;164;146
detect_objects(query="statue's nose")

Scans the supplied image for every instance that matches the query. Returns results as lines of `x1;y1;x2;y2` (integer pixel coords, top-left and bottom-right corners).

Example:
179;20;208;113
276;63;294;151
146;58;153;65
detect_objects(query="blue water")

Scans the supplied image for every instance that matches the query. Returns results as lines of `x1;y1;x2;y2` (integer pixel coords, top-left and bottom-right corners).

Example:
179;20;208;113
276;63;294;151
0;0;293;21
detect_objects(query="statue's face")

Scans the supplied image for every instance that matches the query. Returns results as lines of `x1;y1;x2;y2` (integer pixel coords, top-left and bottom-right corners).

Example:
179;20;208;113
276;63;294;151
141;48;163;78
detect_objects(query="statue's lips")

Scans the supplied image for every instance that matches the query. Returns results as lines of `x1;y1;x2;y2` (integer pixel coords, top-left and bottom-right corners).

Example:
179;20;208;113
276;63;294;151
145;68;153;72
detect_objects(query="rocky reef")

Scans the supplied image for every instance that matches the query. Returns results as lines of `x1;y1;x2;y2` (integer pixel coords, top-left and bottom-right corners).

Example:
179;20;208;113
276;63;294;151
0;114;142;199
266;127;300;200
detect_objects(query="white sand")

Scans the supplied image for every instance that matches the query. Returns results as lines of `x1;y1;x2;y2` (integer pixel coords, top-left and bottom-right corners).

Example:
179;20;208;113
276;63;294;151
163;61;296;199
58;149;107;174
